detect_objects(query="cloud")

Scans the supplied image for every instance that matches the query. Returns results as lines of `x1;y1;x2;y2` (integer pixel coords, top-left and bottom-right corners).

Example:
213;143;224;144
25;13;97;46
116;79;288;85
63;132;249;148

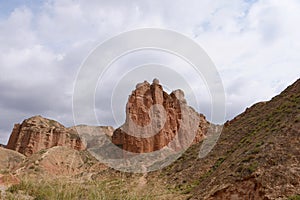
0;0;300;144
0;7;36;49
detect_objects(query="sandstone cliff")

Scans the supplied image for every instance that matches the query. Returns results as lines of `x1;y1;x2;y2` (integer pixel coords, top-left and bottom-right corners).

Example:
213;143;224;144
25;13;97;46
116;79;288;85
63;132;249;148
6;116;85;156
112;79;209;153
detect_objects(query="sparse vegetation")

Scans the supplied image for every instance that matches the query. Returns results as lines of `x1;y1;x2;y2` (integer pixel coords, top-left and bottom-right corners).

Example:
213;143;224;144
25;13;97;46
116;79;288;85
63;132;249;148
48;119;58;127
38;149;47;155
247;162;258;173
6;178;162;200
69;132;81;140
255;141;264;147
288;195;300;200
212;157;225;170
0;169;9;174
249;147;260;155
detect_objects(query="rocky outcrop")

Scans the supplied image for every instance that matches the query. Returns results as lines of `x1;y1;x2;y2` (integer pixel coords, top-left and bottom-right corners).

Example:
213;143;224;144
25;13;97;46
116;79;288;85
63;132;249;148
112;79;209;153
70;125;114;149
6;116;85;156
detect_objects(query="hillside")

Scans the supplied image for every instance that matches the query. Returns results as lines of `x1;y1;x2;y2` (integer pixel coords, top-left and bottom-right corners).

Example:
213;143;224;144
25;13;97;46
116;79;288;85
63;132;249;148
0;147;24;173
160;78;300;199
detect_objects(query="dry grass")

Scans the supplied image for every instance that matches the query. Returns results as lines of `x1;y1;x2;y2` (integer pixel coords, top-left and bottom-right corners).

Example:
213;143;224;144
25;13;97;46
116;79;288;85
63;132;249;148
6;178;152;200
4;173;185;200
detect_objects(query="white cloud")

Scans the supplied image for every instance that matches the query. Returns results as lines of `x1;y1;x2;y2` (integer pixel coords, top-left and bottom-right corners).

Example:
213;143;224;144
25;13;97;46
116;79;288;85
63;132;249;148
0;7;36;49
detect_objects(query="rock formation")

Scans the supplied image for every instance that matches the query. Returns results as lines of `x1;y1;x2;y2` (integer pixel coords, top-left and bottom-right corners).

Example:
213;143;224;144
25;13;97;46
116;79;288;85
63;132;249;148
112;79;209;153
70;125;114;149
6;116;85;156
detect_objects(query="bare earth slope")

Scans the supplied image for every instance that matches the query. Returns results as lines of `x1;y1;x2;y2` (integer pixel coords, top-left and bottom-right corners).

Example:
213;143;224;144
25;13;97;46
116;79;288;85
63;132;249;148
0;147;24;172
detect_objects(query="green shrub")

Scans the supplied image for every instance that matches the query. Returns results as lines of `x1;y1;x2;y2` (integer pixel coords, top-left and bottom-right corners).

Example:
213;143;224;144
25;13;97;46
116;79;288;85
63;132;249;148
248;162;258;173
212;157;225;170
288;195;300;200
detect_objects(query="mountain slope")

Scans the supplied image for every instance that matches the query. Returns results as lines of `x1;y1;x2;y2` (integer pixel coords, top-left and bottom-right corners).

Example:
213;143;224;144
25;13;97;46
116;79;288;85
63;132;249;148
161;79;300;200
0;147;24;172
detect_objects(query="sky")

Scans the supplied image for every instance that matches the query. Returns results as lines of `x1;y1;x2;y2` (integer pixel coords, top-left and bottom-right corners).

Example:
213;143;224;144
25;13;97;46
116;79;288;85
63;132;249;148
0;0;300;144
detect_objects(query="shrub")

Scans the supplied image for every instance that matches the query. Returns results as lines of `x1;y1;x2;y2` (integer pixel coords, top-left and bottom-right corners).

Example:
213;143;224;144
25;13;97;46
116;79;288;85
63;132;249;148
288;195;300;200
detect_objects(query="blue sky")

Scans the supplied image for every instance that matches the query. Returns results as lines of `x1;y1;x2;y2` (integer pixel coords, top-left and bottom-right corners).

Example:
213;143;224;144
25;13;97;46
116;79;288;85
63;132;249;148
0;0;43;18
0;0;300;144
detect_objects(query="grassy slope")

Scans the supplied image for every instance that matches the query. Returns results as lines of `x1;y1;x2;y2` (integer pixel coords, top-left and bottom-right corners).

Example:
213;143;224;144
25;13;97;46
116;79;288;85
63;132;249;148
160;79;300;199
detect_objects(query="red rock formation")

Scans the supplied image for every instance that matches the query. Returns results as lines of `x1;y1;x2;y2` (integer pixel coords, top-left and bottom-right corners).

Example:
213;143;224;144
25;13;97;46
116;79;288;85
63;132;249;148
6;116;85;156
112;79;209;153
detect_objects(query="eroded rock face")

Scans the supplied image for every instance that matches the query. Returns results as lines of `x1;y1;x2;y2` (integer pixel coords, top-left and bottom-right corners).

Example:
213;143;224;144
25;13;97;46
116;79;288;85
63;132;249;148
6;116;85;156
112;79;209;153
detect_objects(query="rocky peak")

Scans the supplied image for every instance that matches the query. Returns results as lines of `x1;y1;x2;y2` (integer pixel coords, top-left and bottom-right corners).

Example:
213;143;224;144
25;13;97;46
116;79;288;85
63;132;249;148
6;116;85;156
112;79;209;153
25;115;62;127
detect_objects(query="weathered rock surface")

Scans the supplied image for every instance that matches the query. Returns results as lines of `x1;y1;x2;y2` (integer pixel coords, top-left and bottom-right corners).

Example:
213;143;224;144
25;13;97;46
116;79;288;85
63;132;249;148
6;116;85;156
112;79;209;153
70;125;114;149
